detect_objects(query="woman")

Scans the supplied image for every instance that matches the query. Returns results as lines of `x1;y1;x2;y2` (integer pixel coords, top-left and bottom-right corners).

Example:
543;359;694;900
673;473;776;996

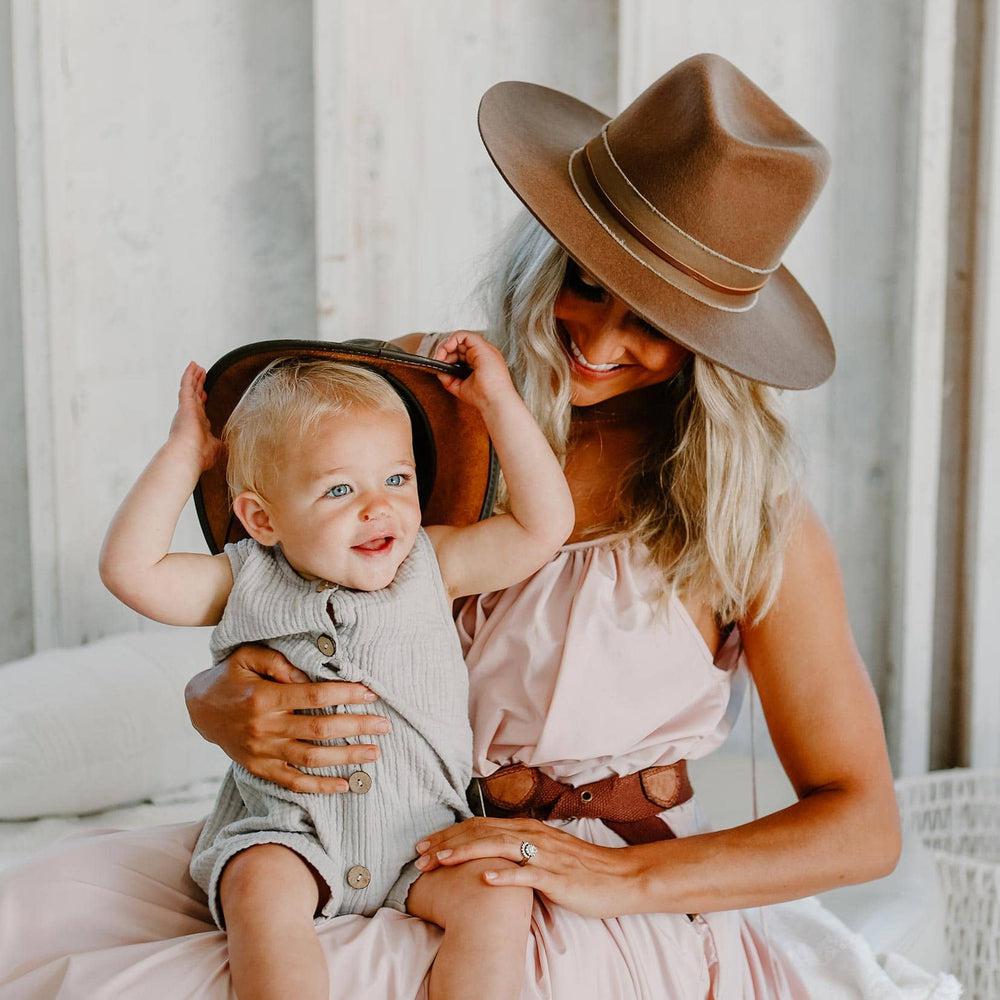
0;54;960;999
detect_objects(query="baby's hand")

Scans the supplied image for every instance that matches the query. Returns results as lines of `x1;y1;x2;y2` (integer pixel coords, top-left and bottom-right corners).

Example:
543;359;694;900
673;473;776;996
432;332;518;411
167;362;223;472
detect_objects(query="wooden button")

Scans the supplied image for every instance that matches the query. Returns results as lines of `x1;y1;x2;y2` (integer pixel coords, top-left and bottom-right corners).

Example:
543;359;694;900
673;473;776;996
346;865;371;889
315;634;336;656
348;771;372;794
314;579;334;592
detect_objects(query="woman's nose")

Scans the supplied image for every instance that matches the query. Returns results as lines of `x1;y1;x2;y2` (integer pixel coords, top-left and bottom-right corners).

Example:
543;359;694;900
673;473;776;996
578;303;633;365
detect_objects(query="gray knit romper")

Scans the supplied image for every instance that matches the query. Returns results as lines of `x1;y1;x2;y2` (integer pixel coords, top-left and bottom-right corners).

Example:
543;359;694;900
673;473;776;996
190;527;473;929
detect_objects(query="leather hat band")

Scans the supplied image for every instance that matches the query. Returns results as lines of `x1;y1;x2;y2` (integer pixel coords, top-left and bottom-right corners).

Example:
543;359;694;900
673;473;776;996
581;128;772;297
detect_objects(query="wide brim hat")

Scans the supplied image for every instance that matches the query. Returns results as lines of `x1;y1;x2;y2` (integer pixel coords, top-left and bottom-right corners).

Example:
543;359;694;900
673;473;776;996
195;339;498;553
479;53;835;389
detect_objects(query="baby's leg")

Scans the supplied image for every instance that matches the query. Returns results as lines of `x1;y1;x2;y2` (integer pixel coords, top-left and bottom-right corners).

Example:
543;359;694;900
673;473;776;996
219;843;330;1000
406;859;533;1000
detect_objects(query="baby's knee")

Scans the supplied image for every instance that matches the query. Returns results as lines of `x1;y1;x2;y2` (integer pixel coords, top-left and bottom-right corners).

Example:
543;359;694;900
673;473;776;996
410;859;533;929
219;844;324;918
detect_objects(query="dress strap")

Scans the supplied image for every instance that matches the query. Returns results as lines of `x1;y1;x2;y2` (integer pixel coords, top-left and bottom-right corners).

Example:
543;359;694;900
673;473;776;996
414;332;445;359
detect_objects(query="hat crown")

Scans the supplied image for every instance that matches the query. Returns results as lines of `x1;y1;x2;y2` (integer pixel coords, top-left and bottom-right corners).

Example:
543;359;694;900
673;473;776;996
604;54;830;271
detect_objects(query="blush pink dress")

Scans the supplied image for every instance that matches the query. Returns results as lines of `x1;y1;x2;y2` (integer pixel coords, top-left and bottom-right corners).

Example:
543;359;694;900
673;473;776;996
0;532;960;999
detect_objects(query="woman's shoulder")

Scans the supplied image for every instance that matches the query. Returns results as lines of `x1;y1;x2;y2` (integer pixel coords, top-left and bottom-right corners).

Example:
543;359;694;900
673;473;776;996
390;331;487;359
390;332;430;355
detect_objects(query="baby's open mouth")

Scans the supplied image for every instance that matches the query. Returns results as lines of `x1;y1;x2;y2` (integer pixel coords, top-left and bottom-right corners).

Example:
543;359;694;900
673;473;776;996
352;535;395;555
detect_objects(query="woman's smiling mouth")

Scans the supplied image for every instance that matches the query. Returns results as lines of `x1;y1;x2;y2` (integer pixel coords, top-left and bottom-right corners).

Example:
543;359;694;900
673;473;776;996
559;327;630;380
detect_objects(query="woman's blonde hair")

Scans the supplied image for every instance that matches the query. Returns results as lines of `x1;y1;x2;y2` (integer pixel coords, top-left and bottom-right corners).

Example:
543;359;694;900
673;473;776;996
477;211;804;625
223;359;408;501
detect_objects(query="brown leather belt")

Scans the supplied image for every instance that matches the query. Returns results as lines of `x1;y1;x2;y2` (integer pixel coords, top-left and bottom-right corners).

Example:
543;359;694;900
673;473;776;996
469;759;693;846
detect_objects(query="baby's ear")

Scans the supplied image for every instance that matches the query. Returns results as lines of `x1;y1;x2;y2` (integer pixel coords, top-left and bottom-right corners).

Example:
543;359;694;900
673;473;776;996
232;491;279;546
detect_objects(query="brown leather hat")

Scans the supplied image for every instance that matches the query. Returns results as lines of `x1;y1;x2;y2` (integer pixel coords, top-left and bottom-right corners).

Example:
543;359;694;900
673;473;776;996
195;339;498;553
479;53;834;389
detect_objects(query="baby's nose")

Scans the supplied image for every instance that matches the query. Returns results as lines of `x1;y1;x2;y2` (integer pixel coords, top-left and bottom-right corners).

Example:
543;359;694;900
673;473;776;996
361;497;390;520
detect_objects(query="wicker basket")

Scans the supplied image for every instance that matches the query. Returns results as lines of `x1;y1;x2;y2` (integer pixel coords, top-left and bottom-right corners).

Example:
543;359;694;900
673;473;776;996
895;768;1000;999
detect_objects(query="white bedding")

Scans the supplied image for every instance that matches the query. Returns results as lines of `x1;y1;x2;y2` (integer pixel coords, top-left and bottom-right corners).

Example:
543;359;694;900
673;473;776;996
0;778;218;873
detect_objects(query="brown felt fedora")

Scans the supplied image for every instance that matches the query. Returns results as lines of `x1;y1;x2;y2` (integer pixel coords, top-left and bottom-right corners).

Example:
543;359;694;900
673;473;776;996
194;339;498;554
479;53;835;389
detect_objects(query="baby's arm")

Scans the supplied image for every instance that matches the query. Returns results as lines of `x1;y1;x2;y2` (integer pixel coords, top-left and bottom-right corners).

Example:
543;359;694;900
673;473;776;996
425;332;575;600
99;362;233;626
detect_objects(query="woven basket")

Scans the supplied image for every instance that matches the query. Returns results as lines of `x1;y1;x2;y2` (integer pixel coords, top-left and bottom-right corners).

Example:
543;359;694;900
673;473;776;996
895;768;1000;999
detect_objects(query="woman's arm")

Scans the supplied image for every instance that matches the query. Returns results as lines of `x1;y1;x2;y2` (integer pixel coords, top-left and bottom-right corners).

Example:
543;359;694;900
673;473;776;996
184;646;394;794
412;502;902;915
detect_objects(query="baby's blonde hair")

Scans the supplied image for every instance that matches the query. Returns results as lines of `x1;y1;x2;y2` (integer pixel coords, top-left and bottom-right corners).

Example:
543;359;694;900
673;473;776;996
223;358;409;501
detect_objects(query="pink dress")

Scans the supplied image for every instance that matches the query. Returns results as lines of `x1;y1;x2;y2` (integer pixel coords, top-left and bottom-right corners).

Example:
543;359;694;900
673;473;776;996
0;535;962;998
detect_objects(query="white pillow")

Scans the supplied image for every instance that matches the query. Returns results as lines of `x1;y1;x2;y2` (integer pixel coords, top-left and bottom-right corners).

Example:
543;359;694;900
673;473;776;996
0;628;229;819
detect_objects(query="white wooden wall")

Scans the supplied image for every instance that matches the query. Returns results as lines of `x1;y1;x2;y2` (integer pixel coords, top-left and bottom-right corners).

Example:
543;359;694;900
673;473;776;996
0;0;31;663
2;0;997;774
313;1;618;342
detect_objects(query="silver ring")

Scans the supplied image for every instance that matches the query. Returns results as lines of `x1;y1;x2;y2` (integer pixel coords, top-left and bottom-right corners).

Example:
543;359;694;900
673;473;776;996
518;841;538;866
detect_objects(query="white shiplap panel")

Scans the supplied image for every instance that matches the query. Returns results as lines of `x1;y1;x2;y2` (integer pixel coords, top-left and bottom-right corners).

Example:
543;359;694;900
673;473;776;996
11;0;60;651
315;1;618;345
967;0;1000;768
886;0;956;776
1;0;34;663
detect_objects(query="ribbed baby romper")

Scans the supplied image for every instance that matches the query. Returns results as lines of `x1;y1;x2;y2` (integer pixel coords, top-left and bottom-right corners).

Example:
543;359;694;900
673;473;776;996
189;527;473;928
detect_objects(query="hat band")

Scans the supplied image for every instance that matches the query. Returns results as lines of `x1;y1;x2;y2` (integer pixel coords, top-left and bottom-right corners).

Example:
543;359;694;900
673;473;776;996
581;131;771;297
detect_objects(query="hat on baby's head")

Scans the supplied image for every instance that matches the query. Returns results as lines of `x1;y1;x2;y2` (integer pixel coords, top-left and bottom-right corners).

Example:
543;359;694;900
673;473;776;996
478;52;834;389
195;339;498;554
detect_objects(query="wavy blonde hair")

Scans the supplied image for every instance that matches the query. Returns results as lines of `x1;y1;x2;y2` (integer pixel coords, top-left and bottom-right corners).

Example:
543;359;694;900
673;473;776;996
476;211;804;625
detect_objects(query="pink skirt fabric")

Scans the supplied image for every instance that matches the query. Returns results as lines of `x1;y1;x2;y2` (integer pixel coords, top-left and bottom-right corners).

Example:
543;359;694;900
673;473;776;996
0;815;804;1000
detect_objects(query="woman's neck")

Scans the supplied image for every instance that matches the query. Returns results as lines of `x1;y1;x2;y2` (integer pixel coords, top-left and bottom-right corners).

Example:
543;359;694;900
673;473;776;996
570;380;670;430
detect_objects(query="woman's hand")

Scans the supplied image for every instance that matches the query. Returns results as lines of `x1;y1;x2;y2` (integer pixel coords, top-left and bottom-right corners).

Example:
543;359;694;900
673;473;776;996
412;817;643;919
167;361;223;472
184;643;393;794
433;331;520;413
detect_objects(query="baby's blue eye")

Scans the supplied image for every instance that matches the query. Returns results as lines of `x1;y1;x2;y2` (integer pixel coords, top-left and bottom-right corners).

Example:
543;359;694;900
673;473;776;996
386;473;406;487
327;483;351;498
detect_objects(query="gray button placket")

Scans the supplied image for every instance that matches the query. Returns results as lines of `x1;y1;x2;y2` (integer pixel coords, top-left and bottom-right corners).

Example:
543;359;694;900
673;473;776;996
311;587;370;775
322;592;377;797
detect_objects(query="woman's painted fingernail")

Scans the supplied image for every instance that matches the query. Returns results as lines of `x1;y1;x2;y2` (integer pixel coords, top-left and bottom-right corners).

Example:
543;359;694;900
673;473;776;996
363;690;378;702
484;871;498;881
415;840;430;852
436;849;452;861
415;856;429;870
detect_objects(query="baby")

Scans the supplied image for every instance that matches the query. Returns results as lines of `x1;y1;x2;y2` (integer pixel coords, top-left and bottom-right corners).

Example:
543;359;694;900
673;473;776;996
99;331;575;1000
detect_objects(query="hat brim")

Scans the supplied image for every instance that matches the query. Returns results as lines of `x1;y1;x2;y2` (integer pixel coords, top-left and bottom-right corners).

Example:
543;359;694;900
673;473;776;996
479;81;835;390
195;339;498;554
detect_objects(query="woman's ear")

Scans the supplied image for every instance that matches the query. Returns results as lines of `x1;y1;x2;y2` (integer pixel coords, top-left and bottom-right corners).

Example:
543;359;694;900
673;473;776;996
232;491;279;546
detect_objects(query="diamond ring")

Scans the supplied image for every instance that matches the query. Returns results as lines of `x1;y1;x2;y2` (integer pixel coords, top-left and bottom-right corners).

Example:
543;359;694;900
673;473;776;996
518;841;538;866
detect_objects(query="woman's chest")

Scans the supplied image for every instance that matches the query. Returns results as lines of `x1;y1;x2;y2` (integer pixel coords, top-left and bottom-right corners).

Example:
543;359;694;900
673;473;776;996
563;425;723;659
458;562;735;768
563;422;648;541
